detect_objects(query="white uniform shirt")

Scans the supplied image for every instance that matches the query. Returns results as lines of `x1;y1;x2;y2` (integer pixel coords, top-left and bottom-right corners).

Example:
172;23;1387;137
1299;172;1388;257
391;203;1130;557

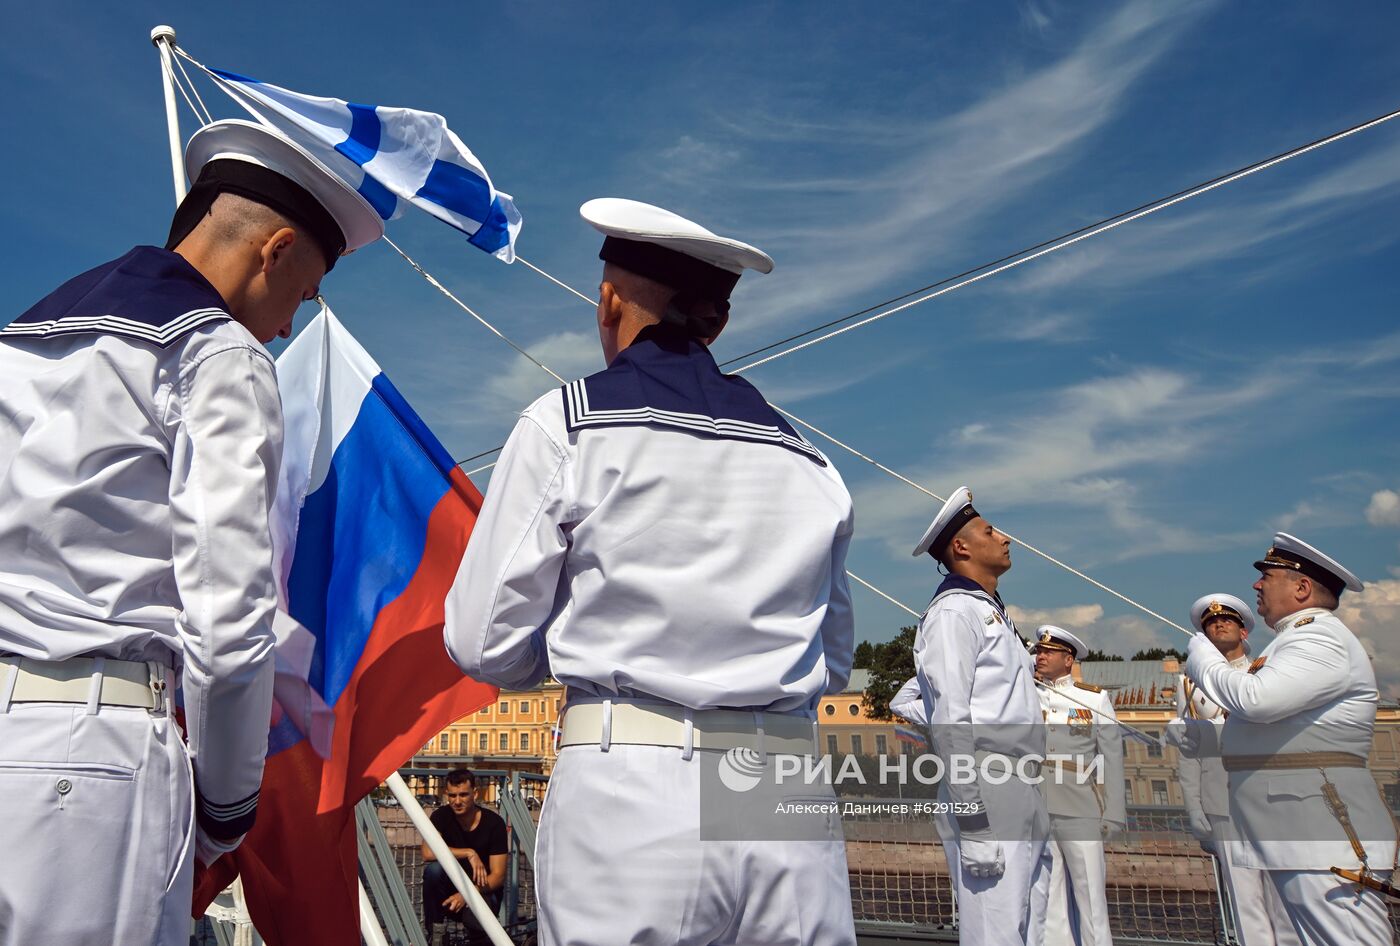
1175;657;1249;819
0;248;279;833
1186;608;1397;869
1038;675;1126;824
444;330;855;712
913;577;1043;814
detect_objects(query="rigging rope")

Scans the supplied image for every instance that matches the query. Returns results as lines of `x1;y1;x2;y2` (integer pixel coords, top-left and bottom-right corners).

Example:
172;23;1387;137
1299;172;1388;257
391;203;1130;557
721;102;1400;373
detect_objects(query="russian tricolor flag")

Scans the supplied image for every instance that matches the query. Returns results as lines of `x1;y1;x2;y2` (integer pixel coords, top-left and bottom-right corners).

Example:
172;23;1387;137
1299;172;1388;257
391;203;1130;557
194;309;497;944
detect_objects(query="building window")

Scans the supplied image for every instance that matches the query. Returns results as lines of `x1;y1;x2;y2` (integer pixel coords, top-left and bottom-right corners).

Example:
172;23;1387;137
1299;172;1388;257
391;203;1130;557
823;703;835;716
826;734;839;756
848;704;860;717
499;701;508;714
459;734;470;755
851;735;863;756
876;735;888;756
520;700;529;715
521;732;530;750
438;733;449;751
1151;779;1169;806
480;705;490;715
1145;736;1163;758
478;733;488;751
540;699;547;714
555;699;561;712
1124;779;1135;805
423;741;433;754
500;733;510;751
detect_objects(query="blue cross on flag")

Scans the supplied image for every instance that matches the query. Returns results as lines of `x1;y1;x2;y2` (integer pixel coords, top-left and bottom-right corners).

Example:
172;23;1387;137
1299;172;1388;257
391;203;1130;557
208;67;522;262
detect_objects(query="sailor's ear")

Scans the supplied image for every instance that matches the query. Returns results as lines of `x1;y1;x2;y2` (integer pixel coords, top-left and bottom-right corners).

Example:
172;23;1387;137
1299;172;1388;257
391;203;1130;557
597;280;624;328
260;227;298;273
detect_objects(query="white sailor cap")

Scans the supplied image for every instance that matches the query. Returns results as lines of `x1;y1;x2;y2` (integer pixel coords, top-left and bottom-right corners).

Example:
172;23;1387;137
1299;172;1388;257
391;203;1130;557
1253;532;1363;596
1189;593;1255;633
171;119;384;271
912;486;979;559
1032;625;1088;660
581;198;773;303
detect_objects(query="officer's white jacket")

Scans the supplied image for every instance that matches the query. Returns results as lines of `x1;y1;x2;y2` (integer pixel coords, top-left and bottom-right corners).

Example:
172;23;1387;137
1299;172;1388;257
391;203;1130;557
0;247;278;838
444;326;855;712
1039;675;1126;825
891;677;925;726
1186;608;1398;870
1175;656;1248;819
913;576;1043;816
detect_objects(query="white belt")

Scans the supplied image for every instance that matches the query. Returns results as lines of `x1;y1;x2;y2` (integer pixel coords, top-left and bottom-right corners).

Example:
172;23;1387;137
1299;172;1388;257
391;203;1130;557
0;655;167;712
559;701;818;757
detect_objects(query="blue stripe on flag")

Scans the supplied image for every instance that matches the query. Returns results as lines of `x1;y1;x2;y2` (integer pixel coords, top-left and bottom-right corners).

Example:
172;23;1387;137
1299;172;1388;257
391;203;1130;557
370;375;458;474
335;104;397;219
210;67;263;84
416;160;494;232
467;197;512;255
285;375;451;706
335;103;381;166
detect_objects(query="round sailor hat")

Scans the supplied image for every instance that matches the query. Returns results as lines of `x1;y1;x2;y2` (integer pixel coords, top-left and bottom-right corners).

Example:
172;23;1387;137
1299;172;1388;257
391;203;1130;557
581;198;773;303
1032;625;1088;660
912;486;979;559
170;119;384;272
1253;532;1363;597
1189;593;1255;633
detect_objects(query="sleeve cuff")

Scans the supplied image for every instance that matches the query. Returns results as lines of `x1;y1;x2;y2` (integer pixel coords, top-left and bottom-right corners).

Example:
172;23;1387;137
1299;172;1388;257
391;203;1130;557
955;811;990;832
196;785;260;840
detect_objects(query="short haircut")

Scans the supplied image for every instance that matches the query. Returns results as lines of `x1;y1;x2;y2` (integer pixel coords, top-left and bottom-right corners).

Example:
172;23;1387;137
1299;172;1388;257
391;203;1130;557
443;769;476;790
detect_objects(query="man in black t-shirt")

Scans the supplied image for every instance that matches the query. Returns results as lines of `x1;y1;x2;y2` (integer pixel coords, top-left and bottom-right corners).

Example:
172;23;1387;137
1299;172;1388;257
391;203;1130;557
422;769;509;940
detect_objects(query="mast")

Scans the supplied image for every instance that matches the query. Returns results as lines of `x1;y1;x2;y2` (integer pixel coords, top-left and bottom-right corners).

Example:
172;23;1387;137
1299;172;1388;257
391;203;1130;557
150;25;186;205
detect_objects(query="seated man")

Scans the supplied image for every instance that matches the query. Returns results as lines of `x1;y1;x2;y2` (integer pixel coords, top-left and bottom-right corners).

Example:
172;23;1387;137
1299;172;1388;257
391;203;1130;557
421;769;509;942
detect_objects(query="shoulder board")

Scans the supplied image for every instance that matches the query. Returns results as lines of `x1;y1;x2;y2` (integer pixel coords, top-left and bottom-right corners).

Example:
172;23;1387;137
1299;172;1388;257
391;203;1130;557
1074;682;1103;693
1293;616;1315;628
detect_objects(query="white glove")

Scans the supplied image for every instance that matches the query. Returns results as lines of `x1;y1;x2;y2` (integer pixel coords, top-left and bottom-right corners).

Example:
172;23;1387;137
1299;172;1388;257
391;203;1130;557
1187;809;1214;850
1101;820;1126;844
1163;717;1201;756
959;828;1005;879
195;828;244;868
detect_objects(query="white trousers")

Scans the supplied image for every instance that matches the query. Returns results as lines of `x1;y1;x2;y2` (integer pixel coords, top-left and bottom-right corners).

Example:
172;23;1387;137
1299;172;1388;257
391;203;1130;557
535;743;856;946
1209;816;1300;946
1271;868;1394;946
1043;820;1112;946
0;700;194;946
936;778;1051;946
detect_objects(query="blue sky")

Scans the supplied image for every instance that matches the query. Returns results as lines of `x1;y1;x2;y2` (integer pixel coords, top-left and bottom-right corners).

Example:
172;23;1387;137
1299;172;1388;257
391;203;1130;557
6;2;1400;689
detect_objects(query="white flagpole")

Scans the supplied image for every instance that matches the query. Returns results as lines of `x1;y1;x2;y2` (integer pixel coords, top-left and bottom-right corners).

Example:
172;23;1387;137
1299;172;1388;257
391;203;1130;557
385;771;514;946
150;25;186;204
358;880;392;946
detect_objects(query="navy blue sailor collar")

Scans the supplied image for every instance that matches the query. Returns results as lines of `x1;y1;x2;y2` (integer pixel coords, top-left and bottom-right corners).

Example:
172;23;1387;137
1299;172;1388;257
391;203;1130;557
2;245;232;348
930;573;1012;623
562;323;826;465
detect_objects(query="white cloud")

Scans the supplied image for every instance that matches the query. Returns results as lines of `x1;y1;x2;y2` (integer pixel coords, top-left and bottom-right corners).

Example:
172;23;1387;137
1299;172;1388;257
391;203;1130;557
1366;489;1400;528
1273;501;1317;532
696;0;1219;339
1337;576;1400;700
1008;603;1105;628
483;330;605;414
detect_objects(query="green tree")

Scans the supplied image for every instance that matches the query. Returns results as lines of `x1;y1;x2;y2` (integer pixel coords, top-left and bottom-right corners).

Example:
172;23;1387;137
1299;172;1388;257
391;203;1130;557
852;640;875;670
1131;646;1187;661
860;625;917;721
1083;648;1124;662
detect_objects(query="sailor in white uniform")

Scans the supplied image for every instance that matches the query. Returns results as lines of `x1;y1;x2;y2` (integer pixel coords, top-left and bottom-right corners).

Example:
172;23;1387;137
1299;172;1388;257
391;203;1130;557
909;487;1051;946
0;120;380;946
1032;626;1125;946
1184;534;1398;946
444;198;857;946
1174;592;1300;946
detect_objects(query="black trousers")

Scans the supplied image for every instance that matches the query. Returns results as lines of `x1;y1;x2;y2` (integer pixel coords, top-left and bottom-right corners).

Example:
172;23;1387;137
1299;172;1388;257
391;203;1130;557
423;861;501;930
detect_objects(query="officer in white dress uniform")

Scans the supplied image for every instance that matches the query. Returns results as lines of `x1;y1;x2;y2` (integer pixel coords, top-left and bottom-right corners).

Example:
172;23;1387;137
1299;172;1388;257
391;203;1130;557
1174;593;1300;946
1184;533;1398;945
0;120;380;946
1032;626;1125;946
909;487;1051;946
444;198;857;946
